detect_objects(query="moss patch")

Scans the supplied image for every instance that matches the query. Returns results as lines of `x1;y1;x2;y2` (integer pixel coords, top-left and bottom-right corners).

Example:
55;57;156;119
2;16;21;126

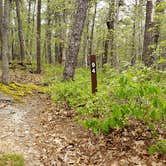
0;82;48;101
0;154;24;166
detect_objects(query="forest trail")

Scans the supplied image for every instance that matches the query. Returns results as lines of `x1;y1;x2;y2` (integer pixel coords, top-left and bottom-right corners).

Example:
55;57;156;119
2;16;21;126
0;91;165;166
0;92;44;166
0;71;165;166
0;90;111;166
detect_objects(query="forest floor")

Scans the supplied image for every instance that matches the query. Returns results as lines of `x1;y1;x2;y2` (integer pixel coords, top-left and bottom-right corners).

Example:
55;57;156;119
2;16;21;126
0;69;165;166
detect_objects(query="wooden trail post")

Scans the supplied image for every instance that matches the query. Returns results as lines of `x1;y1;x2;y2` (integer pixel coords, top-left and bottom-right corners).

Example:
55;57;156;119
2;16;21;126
90;55;97;94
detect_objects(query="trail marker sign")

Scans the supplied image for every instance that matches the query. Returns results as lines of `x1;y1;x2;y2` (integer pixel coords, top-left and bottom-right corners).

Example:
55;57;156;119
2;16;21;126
90;55;97;94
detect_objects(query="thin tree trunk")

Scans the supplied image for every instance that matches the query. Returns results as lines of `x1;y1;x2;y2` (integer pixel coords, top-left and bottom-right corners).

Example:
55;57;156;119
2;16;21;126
16;0;25;64
54;13;62;64
131;21;136;66
142;0;155;67
113;0;120;72
154;0;164;50
1;0;10;84
63;0;88;80
89;2;97;56
138;0;144;61
109;0;116;67
54;42;59;63
102;0;116;67
0;0;3;60
43;39;47;63
60;11;67;64
58;43;63;64
58;16;63;64
11;28;15;60
26;0;32;53
82;15;89;68
54;13;59;64
30;0;36;56
46;0;52;64
131;0;138;66
36;0;41;73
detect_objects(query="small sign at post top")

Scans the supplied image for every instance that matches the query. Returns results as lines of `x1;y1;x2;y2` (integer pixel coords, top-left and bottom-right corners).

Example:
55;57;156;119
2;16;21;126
92;62;96;68
90;55;97;94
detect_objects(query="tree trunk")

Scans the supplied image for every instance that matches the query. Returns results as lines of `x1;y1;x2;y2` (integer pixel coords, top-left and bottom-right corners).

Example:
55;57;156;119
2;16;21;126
29;0;36;56
58;16;63;64
131;21;136;66
46;0;52;64
63;0;88;80
138;0;144;61
154;0;164;50
131;0;138;66
36;0;41;73
16;0;25;64
89;2;97;56
0;0;3;60
82;15;89;68
11;27;15;60
113;0;120;72
110;0;116;67
26;0;32;53
142;0;155;67
54;13;62;64
1;0;10;84
102;0;115;66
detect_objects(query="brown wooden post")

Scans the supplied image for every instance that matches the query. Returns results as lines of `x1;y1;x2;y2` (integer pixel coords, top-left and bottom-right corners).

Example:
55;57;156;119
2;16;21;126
90;55;97;94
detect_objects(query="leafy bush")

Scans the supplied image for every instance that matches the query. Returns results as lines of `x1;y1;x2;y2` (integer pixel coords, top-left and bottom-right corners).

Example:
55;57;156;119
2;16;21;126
148;139;166;154
49;66;166;134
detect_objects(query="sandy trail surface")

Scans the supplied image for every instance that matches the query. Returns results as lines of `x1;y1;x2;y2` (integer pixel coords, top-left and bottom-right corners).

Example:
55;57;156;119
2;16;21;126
0;92;44;166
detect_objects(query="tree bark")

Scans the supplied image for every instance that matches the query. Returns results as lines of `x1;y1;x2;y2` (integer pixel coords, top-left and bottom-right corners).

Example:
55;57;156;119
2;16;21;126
131;21;136;66
102;0;116;67
36;0;41;73
154;0;164;50
138;0;144;61
1;0;10;84
131;0;138;66
54;13;62;64
16;0;25;64
82;15;89;68
89;2;97;56
26;0;32;53
109;0;116;67
29;0;36;56
46;0;52;64
63;0;88;80
58;15;63;64
0;0;3;60
142;0;155;67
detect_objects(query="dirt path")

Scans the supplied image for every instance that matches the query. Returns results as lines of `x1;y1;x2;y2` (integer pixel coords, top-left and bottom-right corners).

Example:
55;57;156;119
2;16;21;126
0;93;44;166
0;90;165;166
37;101;166;166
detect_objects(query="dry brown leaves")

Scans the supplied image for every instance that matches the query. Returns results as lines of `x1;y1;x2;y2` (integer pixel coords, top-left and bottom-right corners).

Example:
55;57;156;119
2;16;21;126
36;99;166;166
9;70;41;85
1;69;165;166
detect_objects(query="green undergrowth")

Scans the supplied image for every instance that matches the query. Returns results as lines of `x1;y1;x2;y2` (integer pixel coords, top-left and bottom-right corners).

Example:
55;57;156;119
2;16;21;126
148;139;166;154
49;66;166;133
0;82;48;101
0;154;24;166
45;65;166;154
42;64;63;85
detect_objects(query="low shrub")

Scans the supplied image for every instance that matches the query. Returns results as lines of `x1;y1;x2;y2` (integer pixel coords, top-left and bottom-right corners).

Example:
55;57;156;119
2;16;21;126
50;66;166;134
